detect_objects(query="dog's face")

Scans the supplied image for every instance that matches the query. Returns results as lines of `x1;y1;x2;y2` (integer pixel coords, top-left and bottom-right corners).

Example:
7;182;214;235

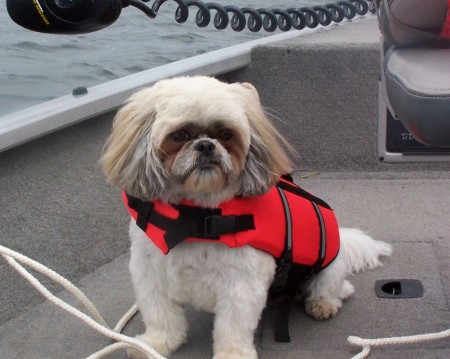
101;76;293;206
156;119;247;195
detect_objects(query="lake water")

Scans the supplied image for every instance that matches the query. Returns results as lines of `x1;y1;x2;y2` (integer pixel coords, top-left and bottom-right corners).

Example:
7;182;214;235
0;0;320;116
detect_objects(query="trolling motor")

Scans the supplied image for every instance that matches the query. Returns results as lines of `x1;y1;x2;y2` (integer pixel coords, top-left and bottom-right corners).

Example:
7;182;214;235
6;0;373;35
6;0;123;34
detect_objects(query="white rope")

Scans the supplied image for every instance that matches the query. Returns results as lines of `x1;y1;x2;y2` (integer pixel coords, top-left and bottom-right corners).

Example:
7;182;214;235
348;327;450;359
113;302;139;333
0;244;108;327
3;244;450;359
0;244;166;359
86;342;151;359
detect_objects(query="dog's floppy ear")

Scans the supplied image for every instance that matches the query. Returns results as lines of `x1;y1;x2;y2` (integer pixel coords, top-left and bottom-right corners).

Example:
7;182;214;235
234;82;294;196
100;87;167;199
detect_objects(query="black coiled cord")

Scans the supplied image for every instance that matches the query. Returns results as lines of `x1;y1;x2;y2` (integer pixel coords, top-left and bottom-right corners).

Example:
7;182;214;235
125;0;375;32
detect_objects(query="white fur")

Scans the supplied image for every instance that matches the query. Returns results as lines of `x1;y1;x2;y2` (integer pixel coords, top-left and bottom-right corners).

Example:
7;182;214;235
304;228;392;320
100;76;393;359
128;223;276;359
127;225;391;359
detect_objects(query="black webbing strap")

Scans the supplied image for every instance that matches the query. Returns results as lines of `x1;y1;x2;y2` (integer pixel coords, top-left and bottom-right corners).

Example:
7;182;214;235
271;185;313;342
274;200;327;346
271;176;327;342
126;194;255;250
126;195;171;232
273;264;312;343
276;180;332;210
271;186;294;292
164;204;255;249
278;175;331;273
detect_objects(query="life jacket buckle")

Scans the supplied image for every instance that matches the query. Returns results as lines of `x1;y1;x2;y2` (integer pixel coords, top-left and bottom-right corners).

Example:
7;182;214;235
203;215;236;238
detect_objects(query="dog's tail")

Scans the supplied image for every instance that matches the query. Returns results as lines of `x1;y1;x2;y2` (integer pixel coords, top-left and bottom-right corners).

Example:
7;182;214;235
339;228;392;274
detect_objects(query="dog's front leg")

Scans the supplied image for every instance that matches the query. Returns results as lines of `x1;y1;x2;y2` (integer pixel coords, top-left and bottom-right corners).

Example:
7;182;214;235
127;234;188;358
129;298;187;358
212;250;275;359
212;306;259;359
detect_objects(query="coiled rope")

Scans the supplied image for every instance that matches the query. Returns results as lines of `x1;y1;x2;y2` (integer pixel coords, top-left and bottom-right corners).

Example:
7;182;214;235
1;243;449;358
125;0;375;32
0;244;165;359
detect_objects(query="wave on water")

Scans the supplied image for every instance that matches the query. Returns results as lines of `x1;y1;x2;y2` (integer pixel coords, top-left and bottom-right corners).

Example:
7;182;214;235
10;41;88;52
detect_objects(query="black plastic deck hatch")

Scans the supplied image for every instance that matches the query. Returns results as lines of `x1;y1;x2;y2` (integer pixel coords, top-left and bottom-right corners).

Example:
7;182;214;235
375;279;424;299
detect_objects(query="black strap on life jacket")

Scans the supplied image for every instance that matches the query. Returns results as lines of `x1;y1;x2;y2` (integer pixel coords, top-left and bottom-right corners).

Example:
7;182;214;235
126;194;255;251
269;174;331;342
269;178;311;343
278;174;332;210
270;263;313;342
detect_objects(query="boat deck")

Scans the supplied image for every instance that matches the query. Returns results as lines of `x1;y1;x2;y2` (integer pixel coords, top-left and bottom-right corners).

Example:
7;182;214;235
1;171;449;359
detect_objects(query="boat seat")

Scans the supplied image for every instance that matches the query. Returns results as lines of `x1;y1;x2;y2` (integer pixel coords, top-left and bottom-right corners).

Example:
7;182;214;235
376;0;450;160
383;47;450;148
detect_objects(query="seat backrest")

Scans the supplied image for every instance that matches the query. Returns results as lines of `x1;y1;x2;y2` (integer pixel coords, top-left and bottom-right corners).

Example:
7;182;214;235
376;0;450;152
376;0;450;47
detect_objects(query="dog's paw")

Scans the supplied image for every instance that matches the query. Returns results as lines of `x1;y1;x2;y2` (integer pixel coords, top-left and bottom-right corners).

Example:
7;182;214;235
213;347;258;359
304;297;342;321
127;347;152;359
127;333;180;358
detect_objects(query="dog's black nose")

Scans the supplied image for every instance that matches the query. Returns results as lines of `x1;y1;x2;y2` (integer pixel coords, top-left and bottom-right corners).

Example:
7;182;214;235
195;140;216;155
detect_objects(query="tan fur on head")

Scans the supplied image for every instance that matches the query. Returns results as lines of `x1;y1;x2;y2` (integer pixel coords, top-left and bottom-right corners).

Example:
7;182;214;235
100;76;294;206
228;82;294;196
100;87;167;199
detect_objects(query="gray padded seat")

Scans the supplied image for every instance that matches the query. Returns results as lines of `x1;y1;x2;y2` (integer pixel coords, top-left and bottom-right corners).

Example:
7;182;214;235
377;0;450;148
383;47;450;148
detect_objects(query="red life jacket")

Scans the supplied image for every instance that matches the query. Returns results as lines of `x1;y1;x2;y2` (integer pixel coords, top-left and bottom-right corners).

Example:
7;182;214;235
123;176;340;343
123;177;340;274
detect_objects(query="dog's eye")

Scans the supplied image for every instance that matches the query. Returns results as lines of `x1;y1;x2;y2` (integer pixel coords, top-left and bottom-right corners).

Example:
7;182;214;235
171;130;190;142
217;129;233;141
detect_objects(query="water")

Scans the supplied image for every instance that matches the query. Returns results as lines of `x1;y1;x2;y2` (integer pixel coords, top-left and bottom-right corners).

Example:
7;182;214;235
0;0;319;116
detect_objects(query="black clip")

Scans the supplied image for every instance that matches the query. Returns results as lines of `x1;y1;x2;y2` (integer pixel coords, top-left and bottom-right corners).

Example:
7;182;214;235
204;215;237;238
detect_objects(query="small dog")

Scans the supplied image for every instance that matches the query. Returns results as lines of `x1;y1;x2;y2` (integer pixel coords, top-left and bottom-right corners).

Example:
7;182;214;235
101;76;392;359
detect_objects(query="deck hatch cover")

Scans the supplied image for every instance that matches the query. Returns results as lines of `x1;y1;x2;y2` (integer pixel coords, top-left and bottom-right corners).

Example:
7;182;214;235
375;279;424;299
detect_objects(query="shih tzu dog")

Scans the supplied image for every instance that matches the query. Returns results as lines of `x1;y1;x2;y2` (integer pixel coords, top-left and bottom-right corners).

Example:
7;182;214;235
101;76;392;359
